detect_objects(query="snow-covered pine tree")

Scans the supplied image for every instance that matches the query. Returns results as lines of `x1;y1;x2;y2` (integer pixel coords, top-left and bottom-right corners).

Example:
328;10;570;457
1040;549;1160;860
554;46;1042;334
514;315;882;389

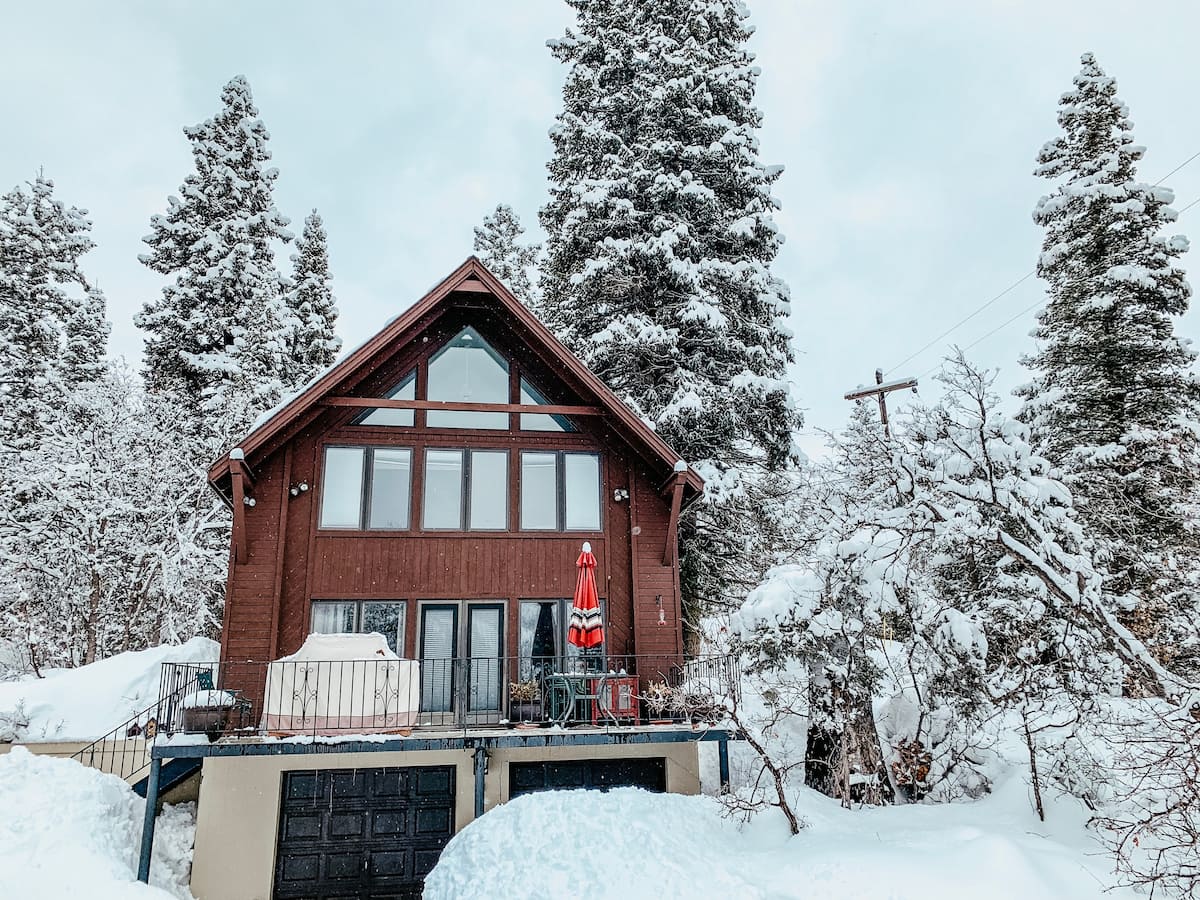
0;173;98;448
473;204;540;305
1016;53;1199;678
62;285;110;388
540;0;801;621
737;353;1175;809
137;75;294;439
283;209;342;387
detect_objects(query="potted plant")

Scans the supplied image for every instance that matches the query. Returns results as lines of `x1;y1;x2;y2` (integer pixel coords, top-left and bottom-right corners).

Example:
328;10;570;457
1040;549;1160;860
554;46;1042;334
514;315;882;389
181;690;237;742
640;681;681;725
508;680;542;726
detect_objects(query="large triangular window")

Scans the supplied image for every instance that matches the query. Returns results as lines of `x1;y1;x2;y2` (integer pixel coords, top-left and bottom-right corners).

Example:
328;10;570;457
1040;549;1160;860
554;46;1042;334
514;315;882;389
427;327;510;429
355;371;415;427
520;378;576;432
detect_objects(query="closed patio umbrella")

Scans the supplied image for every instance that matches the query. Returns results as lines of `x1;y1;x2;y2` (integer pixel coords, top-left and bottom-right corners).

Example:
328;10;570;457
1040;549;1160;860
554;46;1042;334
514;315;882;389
567;542;603;650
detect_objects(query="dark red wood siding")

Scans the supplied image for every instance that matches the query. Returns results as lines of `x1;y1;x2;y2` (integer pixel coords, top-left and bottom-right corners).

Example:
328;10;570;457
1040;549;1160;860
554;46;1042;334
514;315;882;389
219;300;686;674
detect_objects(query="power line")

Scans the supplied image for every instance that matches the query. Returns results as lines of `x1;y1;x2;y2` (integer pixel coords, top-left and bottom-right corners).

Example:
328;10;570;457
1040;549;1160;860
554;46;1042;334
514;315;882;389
1154;150;1200;187
886;150;1200;375
888;271;1035;374
914;192;1199;380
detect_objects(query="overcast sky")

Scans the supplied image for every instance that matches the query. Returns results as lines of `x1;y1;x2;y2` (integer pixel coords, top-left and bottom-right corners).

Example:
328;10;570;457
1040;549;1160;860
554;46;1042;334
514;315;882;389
3;1;1198;458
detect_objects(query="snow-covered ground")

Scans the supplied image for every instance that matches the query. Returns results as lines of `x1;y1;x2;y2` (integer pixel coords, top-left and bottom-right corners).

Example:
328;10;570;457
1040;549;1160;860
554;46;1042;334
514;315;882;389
0;747;194;899
0;637;218;741
426;779;1130;900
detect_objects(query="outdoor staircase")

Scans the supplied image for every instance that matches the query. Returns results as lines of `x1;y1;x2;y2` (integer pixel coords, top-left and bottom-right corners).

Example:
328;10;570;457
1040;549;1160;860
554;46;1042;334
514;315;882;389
132;757;202;797
72;664;211;796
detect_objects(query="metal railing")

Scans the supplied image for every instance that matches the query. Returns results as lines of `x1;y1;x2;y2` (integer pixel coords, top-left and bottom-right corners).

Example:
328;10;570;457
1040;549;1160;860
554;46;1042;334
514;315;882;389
72;664;212;782
153;654;739;740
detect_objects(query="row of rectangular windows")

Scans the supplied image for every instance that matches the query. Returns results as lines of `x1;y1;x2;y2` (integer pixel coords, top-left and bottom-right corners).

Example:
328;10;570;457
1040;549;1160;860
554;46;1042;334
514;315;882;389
318;446;602;532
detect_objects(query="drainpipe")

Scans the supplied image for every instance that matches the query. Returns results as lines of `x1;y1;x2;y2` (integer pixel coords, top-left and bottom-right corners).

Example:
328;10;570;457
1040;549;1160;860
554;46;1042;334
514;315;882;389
473;746;488;819
136;757;163;883
717;737;730;793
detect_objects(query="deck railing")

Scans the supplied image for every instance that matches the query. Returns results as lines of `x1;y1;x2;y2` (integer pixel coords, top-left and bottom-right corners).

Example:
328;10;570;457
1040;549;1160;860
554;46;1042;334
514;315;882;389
154;653;739;740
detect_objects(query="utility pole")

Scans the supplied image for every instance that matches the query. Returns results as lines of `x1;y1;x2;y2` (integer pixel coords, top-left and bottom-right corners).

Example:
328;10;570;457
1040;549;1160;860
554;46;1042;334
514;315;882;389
843;369;918;439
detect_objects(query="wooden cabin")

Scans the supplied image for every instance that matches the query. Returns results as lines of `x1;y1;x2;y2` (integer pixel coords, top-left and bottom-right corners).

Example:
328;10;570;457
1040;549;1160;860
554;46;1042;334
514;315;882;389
207;257;703;705
154;259;737;900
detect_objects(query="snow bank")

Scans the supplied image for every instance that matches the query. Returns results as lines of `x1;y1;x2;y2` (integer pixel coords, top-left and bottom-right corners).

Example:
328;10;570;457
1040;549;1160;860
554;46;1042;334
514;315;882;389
0;747;194;899
0;638;219;741
425;782;1131;900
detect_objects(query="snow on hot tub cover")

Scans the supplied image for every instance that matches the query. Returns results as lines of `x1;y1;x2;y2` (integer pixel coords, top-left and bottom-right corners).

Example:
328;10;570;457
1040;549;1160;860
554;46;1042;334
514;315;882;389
261;633;420;734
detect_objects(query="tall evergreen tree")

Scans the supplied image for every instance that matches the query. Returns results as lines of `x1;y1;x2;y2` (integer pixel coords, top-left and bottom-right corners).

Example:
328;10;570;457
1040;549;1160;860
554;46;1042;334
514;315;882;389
284;209;342;386
540;0;801;620
1015;53;1199;675
0;174;99;448
473;204;540;304
137;75;293;438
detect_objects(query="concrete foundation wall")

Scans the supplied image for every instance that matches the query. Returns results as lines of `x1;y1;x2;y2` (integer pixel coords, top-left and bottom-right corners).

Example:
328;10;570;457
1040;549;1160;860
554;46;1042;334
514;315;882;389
189;743;701;900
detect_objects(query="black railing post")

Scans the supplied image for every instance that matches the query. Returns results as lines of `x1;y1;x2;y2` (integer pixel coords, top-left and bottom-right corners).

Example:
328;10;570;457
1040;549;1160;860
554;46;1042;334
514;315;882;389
136;756;162;883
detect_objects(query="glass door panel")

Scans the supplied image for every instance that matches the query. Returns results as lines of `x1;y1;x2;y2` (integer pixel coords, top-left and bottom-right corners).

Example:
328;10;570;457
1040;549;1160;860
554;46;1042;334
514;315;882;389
420;605;457;721
467;604;503;723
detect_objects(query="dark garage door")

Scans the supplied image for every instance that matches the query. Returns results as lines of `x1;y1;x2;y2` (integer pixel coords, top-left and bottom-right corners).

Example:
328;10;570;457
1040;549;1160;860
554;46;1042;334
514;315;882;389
274;766;455;900
509;757;666;798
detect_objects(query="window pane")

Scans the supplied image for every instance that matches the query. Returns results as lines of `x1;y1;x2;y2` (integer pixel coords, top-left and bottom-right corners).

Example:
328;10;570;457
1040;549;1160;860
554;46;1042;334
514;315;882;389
420;607;456;713
357;372;415;427
520;452;558;530
469;451;508;530
423;449;464;529
369;448;412;529
519;601;560;680
311;601;356;635
519;378;575;432
427;327;510;429
468;607;502;712
319;447;364;528
564;453;601;530
361;602;404;654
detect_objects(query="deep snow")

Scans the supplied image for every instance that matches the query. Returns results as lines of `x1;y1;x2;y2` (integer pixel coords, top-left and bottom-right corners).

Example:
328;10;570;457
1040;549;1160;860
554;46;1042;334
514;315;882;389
425;780;1131;900
0;637;218;741
0;747;194;899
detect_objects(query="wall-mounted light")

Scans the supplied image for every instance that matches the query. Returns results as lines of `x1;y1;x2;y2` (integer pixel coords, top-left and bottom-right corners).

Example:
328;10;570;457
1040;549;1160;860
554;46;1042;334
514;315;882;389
243;496;256;507
288;482;310;498
613;488;629;502
656;594;665;626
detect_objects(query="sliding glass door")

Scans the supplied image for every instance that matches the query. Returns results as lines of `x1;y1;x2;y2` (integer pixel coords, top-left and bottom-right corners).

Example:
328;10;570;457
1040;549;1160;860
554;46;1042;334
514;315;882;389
419;601;504;726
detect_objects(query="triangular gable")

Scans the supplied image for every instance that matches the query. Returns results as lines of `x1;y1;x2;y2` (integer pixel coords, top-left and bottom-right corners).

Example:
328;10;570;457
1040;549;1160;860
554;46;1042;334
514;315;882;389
207;257;704;502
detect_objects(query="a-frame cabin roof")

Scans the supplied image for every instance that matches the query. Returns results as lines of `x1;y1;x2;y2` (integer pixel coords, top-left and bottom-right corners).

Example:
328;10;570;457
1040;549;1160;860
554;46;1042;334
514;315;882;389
208;256;704;503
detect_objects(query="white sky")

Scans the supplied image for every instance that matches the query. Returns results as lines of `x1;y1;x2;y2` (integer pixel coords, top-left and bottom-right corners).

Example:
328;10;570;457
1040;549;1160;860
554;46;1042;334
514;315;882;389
2;1;1198;459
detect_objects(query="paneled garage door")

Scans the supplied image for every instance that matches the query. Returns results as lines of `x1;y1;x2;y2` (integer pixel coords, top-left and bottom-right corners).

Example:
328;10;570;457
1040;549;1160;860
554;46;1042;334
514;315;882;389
273;766;456;900
509;757;666;798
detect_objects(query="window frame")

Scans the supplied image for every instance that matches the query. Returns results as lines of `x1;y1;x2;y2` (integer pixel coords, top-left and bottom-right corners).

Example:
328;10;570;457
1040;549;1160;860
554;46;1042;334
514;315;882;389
518;450;603;533
425;326;512;430
309;598;407;654
317;444;415;532
352;370;417;427
421;447;510;532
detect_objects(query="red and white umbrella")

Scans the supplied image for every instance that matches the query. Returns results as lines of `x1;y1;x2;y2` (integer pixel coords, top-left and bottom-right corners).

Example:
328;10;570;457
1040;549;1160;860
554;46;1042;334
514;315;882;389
567;542;603;649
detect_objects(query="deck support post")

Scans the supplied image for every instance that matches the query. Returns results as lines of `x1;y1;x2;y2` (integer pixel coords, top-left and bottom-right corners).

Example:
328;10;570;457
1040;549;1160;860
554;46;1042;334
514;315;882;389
717;736;730;793
473;746;487;819
136;756;163;883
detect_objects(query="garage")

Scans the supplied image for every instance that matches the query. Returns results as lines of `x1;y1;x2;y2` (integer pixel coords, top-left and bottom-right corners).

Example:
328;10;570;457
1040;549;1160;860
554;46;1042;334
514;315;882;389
273;766;456;900
509;757;667;798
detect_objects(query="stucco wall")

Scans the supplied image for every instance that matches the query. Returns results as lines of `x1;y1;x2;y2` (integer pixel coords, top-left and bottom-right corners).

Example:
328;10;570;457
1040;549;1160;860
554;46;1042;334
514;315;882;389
190;743;700;900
